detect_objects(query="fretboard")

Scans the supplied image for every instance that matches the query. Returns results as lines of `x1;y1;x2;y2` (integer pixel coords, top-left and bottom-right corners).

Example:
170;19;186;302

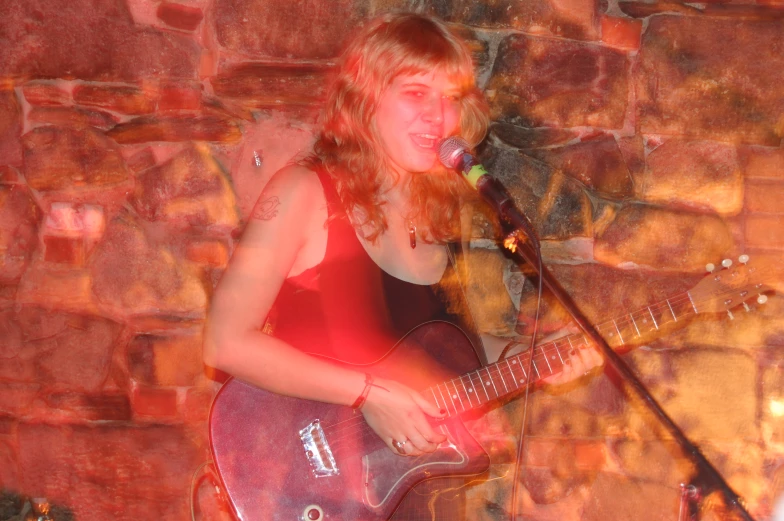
426;289;701;417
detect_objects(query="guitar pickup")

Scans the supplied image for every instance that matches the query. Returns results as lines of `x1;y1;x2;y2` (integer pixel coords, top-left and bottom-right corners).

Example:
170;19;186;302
299;419;339;478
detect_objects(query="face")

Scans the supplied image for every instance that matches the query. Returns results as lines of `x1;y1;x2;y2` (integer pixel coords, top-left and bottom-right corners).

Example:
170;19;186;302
373;70;462;180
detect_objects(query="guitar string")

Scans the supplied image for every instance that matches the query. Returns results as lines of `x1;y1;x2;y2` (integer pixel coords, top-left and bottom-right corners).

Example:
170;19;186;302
317;283;757;455
321;283;753;455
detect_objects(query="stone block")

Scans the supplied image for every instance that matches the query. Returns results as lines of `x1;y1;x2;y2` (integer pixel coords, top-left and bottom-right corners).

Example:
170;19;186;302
746;215;784;250
182;386;214;423
41;392;132;422
581;473;680;521
130;144;241;230
0;165;21;184
157;2;204;31
0;307;120;392
480;145;593;239
0;0;200;81
636;16;784;145
185;239;229;268
624;347;758;442
594;204;735;272
107;114;242;144
762;348;784;444
22;126;132;194
158;81;202;111
21;81;70;106
0;382;39;416
89;211;208;317
127;331;203;387
17;422;203;519
27;106;119;130
746;180;784;214
486;34;628;129
489;123;582;150
0;186;41;283
600;15;642;50
131;385;179;418
125;147;158;173
740;146;784;180
524;136;635;199
0;89;22;166
211;63;331;107
17;265;98;315
43;235;85;265
213;0;366;59
639;139;744;215
0;440;19;491
376;0;600;41
73;84;156;115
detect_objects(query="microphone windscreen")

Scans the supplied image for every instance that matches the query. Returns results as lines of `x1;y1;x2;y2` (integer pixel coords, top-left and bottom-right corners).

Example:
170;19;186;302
438;136;470;169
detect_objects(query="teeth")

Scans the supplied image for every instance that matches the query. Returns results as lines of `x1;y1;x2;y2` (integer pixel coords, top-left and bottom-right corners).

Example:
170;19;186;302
411;134;440;148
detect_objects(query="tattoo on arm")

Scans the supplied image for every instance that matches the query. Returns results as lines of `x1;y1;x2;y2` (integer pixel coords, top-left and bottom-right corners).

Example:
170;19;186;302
252;196;281;221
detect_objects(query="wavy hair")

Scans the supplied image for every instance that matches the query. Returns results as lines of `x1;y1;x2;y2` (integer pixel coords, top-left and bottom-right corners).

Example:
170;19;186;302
308;12;490;243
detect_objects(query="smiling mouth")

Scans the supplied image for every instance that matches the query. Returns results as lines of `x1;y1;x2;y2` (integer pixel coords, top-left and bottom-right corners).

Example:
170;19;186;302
410;133;440;150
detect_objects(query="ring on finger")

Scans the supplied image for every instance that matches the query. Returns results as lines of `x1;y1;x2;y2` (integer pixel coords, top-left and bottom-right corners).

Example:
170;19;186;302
392;438;408;454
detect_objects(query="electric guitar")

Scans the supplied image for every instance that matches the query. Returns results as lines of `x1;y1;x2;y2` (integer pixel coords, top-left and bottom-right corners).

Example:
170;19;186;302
208;256;774;521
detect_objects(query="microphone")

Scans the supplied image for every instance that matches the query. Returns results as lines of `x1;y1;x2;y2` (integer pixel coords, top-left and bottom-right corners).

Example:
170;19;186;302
438;136;539;249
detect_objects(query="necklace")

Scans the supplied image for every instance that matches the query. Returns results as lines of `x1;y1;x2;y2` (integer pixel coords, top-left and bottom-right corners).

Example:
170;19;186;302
407;220;417;249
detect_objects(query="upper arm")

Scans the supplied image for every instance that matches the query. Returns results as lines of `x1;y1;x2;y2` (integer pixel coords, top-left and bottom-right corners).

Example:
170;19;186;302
205;165;325;358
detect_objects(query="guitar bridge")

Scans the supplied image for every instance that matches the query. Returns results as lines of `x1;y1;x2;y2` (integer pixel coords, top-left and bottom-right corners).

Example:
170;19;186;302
299;419;339;477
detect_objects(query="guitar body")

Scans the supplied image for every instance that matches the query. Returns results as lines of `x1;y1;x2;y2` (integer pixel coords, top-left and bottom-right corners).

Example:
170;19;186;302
209;321;491;521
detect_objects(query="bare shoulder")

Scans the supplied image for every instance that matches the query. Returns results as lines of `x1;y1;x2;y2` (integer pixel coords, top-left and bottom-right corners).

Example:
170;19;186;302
250;164;324;222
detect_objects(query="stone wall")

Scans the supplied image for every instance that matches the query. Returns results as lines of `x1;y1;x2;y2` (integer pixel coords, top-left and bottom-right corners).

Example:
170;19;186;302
0;0;782;520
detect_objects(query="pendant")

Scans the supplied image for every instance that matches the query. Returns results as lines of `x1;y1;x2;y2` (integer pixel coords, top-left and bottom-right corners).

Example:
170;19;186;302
408;220;417;249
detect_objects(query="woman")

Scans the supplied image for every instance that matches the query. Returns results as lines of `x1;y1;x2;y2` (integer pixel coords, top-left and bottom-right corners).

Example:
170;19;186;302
204;12;600;518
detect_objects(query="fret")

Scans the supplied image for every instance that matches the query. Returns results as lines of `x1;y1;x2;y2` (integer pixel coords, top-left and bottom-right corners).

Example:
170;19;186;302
484;367;499;398
611;319;625;345
504;359;520;389
466;371;485;405
554;342;565;365
531;357;541;380
496;364;510;393
437;384;453;414
687;292;699;314
429;387;442;411
513;354;529;384
448;380;466;412
665;298;677;322
459;375;476;407
506;357;525;389
475;369;490;401
647;306;659;330
539;346;553;373
629;313;641;337
566;335;577;355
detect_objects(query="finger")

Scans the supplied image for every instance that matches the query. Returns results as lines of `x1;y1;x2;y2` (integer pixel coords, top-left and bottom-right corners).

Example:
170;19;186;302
406;431;436;454
411;391;446;419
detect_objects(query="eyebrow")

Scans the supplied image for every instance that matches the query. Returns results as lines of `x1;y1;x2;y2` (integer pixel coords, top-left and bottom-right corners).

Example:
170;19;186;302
399;81;461;94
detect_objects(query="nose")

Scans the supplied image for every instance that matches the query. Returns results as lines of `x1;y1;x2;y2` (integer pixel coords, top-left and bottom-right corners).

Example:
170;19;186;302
422;96;443;125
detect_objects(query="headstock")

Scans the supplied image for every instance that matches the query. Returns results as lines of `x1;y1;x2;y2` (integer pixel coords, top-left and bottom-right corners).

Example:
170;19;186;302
689;255;776;318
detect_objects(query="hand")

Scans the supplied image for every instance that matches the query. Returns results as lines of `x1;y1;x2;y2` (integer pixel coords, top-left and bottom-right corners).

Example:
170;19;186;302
542;343;603;385
360;378;447;457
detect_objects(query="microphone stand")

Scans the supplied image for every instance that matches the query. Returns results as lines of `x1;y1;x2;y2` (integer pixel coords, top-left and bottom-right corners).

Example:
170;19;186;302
476;176;756;521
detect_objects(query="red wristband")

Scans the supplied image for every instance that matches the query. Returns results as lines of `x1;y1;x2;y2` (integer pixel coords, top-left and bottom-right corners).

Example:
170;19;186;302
351;373;374;410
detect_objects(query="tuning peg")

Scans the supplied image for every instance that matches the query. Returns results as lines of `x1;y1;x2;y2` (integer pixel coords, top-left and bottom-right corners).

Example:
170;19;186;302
738;254;749;264
706;263;716;273
727;310;734;320
743;302;750;312
721;259;733;269
757;295;768;305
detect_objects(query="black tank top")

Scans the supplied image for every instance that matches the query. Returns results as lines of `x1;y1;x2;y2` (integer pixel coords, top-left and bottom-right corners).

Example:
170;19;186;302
269;168;476;364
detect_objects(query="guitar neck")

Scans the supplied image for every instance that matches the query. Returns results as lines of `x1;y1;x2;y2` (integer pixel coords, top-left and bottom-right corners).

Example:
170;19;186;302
425;290;701;417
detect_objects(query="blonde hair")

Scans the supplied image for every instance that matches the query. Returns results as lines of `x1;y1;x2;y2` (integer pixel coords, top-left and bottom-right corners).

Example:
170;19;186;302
309;12;490;243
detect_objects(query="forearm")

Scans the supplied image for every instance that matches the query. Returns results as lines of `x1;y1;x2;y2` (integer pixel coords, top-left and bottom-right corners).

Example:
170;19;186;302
205;329;366;407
